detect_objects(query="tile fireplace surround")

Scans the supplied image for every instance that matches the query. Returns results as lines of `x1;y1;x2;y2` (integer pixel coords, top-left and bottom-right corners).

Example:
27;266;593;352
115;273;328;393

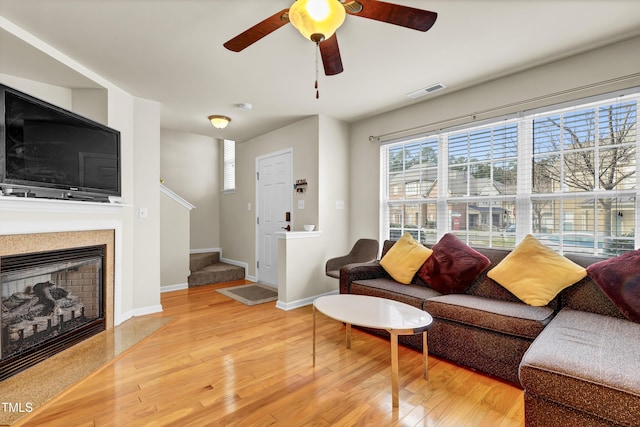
0;229;116;336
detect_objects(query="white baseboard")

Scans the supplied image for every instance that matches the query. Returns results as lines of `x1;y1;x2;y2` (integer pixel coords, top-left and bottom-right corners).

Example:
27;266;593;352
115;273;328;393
219;256;246;269
117;304;163;325
275;290;339;311
161;283;188;293
133;304;163;317
220;257;250;280
190;247;221;254
116;310;133;325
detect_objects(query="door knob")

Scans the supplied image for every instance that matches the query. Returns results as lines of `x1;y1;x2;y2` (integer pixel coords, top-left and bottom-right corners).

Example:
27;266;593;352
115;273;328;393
282;225;291;231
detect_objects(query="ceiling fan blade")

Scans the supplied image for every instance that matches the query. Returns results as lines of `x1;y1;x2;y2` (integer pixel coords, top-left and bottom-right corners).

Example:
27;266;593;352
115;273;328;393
319;34;344;76
223;9;290;52
346;0;437;32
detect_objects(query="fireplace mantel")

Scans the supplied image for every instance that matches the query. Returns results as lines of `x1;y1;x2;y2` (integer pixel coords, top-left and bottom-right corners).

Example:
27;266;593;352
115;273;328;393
0;196;129;214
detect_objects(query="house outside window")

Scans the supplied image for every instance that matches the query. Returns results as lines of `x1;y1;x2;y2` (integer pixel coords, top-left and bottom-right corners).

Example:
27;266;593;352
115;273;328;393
380;90;638;256
383;137;438;244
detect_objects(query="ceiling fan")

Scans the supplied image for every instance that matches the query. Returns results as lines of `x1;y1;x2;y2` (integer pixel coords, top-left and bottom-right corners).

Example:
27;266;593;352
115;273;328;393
223;0;438;76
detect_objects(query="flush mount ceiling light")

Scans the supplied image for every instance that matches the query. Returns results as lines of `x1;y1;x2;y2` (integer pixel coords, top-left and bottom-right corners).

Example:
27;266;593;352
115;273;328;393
288;0;346;43
208;115;231;129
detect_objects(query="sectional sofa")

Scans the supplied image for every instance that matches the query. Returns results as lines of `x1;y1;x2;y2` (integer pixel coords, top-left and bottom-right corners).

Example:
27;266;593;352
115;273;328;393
339;234;640;426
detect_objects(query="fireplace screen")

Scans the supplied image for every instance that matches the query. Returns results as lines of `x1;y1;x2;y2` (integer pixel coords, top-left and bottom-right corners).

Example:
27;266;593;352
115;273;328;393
1;245;105;380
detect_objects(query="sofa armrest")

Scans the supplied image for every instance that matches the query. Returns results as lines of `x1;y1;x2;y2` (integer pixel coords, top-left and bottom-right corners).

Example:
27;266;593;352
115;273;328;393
339;261;387;294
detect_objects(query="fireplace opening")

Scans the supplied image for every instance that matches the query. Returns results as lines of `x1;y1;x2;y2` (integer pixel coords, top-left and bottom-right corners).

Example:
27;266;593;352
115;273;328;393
1;245;105;381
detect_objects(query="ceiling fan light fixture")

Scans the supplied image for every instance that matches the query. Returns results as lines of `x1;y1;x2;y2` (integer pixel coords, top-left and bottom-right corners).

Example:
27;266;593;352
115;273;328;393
208;115;231;129
289;0;346;42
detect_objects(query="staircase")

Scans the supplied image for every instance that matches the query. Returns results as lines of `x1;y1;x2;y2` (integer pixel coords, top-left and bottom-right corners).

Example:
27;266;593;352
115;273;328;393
188;252;245;287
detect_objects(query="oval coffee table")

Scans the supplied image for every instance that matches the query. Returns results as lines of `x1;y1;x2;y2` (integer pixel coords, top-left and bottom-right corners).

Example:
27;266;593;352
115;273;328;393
313;294;433;407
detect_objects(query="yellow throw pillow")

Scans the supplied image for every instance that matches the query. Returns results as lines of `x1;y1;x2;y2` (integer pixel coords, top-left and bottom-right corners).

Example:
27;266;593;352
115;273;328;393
487;234;587;306
380;233;433;284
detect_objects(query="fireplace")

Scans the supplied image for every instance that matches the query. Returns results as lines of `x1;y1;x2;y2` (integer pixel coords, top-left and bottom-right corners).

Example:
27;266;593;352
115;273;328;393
1;245;106;381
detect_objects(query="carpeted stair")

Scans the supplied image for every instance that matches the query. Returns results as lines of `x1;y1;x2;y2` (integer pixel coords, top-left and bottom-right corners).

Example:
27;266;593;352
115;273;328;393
188;252;245;287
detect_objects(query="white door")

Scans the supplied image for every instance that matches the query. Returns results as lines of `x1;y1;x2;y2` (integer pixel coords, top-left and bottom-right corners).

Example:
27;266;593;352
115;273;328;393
256;150;292;287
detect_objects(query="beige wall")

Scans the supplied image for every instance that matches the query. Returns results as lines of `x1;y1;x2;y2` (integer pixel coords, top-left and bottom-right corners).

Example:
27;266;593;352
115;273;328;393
220;116;321;278
132;98;161;309
276;115;352;308
0;21;163;321
160;129;219;251
348;35;640;243
0;73;73;109
5;19;637;316
318;115;351;257
72;88;108;124
277;234;333;307
219;114;351;306
160;192;191;288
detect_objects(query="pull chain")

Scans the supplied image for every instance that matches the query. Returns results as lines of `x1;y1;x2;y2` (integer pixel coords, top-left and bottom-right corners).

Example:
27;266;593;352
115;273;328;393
315;42;320;99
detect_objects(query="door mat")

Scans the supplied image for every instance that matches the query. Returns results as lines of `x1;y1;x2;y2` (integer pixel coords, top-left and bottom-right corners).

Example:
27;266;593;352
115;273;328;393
217;283;278;306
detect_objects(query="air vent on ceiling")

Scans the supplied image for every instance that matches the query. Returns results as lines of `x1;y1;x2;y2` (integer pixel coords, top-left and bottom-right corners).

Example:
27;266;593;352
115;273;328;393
406;83;447;99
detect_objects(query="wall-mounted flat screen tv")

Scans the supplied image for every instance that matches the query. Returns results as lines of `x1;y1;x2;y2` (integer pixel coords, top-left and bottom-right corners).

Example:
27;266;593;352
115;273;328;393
0;84;121;202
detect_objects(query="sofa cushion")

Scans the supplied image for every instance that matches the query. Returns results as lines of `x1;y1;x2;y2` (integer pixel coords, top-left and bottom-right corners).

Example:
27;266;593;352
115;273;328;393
350;278;440;309
379;233;432;284
586;248;640;324
487;234;587;306
519;308;640;426
425;294;554;339
417;233;491;294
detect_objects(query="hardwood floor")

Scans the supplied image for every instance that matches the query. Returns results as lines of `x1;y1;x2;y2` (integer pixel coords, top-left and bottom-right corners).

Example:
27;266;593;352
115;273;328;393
18;281;525;426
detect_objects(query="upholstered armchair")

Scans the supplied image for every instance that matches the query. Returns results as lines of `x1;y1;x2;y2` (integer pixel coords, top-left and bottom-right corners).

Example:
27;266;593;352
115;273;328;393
325;239;379;279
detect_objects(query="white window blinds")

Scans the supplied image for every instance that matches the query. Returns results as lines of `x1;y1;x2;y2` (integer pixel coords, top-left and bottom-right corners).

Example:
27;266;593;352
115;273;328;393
381;136;439;245
529;98;637;255
223;139;235;192
380;90;639;256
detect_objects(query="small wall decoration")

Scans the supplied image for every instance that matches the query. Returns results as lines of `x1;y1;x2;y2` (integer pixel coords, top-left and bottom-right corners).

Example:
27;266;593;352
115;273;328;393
295;179;308;193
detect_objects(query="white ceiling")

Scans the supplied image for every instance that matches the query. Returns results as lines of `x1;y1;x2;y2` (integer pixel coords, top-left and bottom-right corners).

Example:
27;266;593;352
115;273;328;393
1;0;640;142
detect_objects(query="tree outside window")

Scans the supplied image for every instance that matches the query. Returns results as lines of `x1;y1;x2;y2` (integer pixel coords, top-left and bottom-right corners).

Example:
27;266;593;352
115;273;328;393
381;92;638;256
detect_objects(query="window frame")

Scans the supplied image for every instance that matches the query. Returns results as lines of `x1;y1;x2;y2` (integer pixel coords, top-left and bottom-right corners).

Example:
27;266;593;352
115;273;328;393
380;90;639;256
223;139;236;193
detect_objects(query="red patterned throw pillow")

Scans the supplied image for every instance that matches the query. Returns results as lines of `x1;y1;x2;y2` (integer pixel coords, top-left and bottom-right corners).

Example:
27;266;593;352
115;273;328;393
417;233;490;294
586;249;640;324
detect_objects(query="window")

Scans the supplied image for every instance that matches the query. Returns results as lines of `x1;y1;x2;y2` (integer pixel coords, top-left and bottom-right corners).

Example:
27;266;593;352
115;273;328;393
446;122;518;247
223;139;235;192
382;137;438;244
448;123;518;197
531;99;636;255
380;91;638;256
